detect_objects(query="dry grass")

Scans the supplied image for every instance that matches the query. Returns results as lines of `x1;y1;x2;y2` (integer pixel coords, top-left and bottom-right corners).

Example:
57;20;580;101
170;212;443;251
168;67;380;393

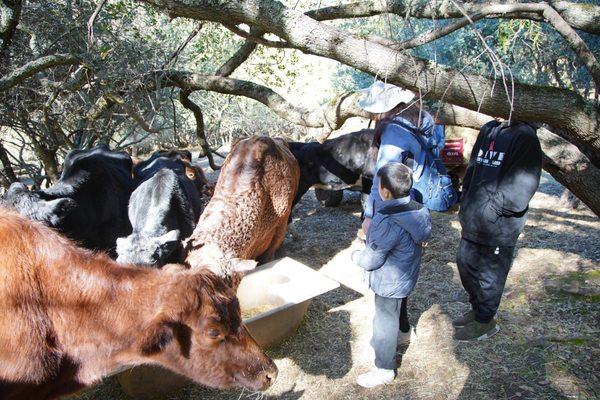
75;172;599;400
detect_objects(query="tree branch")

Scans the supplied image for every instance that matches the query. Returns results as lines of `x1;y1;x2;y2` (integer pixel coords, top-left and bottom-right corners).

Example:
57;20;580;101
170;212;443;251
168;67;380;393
162;22;203;69
0;0;22;62
220;22;290;48
362;13;486;51
87;0;109;47
315;1;600;85
305;0;600;36
541;4;600;88
137;0;600;157
140;71;371;133
392;14;486;50
106;94;161;134
0;53;81;92
178;89;220;170
215;27;263;77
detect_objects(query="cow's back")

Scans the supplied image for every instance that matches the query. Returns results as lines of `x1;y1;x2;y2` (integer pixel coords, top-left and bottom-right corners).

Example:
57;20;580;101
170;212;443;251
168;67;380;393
47;146;134;253
188;136;299;262
131;155;203;224
128;168;201;238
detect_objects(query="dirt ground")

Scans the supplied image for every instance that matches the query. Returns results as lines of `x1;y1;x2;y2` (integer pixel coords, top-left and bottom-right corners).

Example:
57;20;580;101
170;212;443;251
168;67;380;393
75;171;599;400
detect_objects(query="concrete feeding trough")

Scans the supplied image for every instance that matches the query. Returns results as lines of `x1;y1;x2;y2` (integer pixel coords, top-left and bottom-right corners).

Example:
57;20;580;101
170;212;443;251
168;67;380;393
117;257;339;399
238;256;340;347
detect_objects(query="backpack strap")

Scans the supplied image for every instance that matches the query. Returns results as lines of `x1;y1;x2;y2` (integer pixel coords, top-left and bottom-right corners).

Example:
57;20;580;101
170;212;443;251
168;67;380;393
387;120;430;150
387;120;449;176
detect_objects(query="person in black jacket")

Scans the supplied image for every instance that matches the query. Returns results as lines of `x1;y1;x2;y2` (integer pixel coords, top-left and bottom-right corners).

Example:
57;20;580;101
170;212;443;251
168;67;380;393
453;119;542;341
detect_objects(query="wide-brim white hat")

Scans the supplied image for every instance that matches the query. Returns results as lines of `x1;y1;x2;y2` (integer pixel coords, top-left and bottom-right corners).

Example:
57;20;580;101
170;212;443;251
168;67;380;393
357;81;415;113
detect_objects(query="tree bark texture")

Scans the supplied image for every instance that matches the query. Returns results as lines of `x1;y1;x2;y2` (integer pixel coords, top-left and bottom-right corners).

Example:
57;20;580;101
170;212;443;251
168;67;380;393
0;53;80;92
0;141;17;185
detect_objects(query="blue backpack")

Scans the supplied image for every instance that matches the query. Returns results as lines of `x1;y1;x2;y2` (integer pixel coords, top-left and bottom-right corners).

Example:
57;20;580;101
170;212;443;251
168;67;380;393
390;121;458;212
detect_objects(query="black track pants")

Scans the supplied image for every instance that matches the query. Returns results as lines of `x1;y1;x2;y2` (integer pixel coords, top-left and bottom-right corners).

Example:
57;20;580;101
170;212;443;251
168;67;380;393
456;238;515;323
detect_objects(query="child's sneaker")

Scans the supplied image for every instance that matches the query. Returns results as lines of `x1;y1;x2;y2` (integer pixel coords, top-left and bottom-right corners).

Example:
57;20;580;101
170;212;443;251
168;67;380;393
398;327;415;344
356;368;395;388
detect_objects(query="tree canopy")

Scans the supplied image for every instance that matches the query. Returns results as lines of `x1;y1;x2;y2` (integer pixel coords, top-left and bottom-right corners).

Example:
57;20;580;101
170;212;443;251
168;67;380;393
0;0;599;214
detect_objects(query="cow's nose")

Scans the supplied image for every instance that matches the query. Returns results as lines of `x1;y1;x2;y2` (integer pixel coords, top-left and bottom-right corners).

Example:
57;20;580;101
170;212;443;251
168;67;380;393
263;364;278;388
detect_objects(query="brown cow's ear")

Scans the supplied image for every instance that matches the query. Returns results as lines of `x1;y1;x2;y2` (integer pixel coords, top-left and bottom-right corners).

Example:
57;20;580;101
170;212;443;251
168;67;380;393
185;166;196;179
228;258;257;273
225;272;243;291
138;319;174;355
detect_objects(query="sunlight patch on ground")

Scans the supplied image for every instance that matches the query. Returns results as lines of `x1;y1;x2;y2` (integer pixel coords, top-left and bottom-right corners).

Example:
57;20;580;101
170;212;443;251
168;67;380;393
399;305;470;400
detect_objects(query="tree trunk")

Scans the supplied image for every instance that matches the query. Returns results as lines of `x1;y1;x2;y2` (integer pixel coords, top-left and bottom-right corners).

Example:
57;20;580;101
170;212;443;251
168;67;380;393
30;143;60;185
538;128;600;216
0;141;18;184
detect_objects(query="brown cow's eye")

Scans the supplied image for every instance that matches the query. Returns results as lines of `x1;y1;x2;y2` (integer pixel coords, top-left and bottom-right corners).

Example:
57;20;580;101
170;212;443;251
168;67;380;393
207;329;220;339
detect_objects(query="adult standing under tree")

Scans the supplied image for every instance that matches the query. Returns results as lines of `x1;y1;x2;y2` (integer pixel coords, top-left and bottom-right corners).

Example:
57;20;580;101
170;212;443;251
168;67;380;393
358;81;435;235
453;119;542;341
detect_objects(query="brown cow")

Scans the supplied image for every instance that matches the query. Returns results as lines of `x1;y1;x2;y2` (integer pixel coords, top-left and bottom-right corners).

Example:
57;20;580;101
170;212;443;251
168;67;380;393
185;136;300;274
182;158;214;198
0;209;277;400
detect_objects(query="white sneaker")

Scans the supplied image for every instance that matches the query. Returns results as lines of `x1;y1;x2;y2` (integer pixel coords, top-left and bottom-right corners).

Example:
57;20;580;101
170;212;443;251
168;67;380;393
356;368;395;388
398;327;415;344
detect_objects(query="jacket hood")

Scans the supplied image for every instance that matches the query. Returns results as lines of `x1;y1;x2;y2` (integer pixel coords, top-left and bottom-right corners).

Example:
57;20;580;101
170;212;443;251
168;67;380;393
378;199;431;244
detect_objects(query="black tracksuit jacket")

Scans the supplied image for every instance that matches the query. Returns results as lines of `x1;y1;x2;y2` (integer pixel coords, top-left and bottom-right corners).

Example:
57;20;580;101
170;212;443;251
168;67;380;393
459;120;542;247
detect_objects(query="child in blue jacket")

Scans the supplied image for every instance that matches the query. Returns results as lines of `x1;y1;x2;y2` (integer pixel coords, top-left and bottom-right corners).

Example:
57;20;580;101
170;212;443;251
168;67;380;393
352;162;431;388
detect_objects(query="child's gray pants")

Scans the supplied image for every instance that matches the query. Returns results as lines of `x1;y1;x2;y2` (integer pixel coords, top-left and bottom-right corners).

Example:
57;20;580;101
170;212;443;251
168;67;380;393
371;294;409;370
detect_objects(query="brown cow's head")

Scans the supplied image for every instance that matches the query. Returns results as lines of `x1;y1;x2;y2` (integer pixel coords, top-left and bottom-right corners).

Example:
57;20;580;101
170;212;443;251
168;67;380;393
183;161;215;198
138;268;277;391
185;242;257;279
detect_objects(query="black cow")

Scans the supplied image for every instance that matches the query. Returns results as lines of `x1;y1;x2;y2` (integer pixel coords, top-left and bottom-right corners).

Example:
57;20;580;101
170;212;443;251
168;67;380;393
289;129;376;207
1;144;133;255
116;154;203;266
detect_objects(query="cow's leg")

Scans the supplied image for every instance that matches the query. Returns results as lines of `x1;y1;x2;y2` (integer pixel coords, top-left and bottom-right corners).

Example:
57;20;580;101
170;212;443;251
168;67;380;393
287;220;299;240
259;223;288;263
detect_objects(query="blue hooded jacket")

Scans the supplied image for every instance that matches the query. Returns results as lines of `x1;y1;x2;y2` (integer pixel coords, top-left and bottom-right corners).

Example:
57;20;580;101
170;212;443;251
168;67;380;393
352;197;432;298
364;112;435;218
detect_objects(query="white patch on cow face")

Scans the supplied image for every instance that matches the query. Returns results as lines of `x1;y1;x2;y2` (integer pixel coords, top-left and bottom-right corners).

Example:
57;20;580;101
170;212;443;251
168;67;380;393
116;230;180;266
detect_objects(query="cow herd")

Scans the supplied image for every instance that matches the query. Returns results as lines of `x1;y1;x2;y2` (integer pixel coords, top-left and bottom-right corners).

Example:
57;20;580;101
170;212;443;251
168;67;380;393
0;132;376;400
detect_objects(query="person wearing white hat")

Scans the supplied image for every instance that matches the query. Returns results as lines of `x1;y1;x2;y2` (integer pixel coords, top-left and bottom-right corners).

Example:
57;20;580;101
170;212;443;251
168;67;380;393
357;81;435;235
351;81;436;389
